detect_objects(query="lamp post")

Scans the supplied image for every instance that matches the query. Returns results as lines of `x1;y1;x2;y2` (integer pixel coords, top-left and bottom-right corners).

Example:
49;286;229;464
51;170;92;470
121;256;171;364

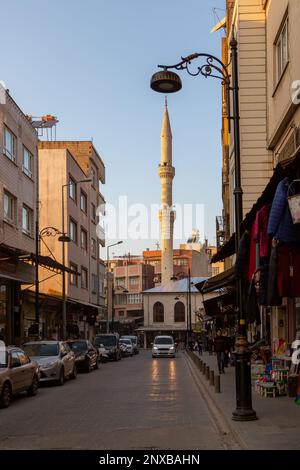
35;226;70;339
150;37;257;421
106;241;123;333
61;178;92;340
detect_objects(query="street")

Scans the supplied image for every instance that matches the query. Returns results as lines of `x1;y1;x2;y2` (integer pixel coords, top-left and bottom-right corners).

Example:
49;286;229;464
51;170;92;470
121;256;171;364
0;351;228;450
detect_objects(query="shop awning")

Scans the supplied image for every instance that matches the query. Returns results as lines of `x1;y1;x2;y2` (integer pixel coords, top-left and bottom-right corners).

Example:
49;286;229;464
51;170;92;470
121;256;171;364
195;267;235;294
68;297;101;311
0;243;77;275
211;161;289;264
202;290;235;318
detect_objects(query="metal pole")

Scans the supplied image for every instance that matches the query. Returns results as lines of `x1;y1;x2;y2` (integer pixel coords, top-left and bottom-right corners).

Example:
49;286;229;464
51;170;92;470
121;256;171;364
35;205;40;330
62;185;66;341
230;36;256;421
188;268;192;336
106;245;109;333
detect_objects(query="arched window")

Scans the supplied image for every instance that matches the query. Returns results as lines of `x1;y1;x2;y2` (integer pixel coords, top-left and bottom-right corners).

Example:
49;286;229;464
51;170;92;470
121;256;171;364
174;301;185;322
153;302;164;323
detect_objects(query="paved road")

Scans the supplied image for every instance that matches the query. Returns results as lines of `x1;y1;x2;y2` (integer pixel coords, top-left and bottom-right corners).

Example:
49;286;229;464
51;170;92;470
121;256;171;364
0;350;225;449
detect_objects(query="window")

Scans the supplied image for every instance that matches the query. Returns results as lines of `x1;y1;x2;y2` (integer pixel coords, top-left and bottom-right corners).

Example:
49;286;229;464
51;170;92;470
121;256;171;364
91;203;96;222
17;351;30;365
127;294;143;304
70;262;78;286
92;274;98;294
129;276;139;286
22;147;33;178
212;266;220;277
69;176;76;201
115;277;125;287
81;267;88;289
153;302;164;323
174;301;185;323
69;218;77;243
174;258;188;266
22;205;33;236
11;351;21;368
91;238;97;258
276;17;288;83
118;311;125;317
3;191;16;224
90;166;97;188
80;190;87;214
80;228;88;250
4;126;17;162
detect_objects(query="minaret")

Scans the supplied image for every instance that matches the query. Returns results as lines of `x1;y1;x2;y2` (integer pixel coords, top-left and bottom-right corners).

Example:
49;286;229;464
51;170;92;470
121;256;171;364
158;98;175;285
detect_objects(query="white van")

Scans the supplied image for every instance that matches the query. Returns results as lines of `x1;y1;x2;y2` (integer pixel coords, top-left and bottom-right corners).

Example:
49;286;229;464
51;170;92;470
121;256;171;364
152;336;175;358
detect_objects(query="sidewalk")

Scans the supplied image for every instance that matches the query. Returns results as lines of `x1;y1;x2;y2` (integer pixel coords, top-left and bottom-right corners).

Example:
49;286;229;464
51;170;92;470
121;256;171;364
188;351;300;449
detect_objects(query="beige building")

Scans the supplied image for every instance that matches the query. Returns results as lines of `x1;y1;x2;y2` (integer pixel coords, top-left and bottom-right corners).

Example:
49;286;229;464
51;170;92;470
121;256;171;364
37;141;105;339
222;0;273;237
264;0;300;348
0;90;38;344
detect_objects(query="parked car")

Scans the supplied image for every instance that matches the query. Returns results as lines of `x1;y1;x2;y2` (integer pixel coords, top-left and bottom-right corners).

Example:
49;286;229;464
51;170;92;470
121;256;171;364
95;342;109;363
22;341;76;385
67;340;99;372
0;345;40;408
94;334;121;361
119;337;134;357
121;335;139;354
152;335;176;358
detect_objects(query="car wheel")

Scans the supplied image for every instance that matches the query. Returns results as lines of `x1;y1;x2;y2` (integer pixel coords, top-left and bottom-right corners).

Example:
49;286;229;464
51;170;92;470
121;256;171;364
0;382;12;408
71;365;77;379
28;376;39;396
57;368;65;386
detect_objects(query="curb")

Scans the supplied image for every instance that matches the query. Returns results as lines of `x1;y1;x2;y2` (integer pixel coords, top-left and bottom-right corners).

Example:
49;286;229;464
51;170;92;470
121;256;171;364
184;351;248;450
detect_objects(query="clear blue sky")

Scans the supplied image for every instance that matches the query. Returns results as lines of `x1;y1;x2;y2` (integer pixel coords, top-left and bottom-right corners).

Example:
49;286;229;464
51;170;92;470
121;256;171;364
2;0;226;258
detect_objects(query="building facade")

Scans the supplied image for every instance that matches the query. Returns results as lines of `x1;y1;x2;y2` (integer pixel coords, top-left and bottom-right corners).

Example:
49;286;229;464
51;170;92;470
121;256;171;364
141;277;207;348
113;261;154;334
35;141;106;339
0;90;38;344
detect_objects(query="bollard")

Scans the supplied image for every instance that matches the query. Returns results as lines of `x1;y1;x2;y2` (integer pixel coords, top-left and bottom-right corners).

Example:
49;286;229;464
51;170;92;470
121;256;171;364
202;363;207;375
206;365;210;380
214;374;221;393
199;359;203;370
209;370;214;386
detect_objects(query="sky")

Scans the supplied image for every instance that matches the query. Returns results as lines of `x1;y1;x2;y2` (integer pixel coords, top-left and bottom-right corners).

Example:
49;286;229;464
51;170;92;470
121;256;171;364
2;0;226;259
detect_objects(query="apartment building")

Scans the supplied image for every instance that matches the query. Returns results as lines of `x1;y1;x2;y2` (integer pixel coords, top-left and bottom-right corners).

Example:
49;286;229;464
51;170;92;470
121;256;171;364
0;90;38;344
264;0;300;347
220;0;273;240
36;141;105;339
113;261;154;334
142;247;210;285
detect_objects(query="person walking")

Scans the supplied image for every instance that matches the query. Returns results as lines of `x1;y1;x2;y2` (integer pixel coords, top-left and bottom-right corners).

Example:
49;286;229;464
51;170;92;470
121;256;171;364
214;329;227;374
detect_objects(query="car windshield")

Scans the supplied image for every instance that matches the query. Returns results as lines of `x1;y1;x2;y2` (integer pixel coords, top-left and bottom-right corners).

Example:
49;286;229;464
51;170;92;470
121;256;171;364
120;339;131;345
154;337;173;345
0;350;8;368
95;336;116;347
23;343;59;357
68;342;87;352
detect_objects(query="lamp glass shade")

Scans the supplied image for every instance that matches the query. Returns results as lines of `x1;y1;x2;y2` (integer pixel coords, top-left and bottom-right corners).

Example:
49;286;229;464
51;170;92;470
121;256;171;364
150;70;182;94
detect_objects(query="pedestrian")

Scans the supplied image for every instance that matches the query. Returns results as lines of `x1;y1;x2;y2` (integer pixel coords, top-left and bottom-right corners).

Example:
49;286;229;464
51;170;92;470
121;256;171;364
213;329;227;374
197;339;203;356
223;330;230;367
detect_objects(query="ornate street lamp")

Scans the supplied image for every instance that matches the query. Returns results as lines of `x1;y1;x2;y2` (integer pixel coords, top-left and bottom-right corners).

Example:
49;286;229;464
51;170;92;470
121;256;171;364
150;37;257;422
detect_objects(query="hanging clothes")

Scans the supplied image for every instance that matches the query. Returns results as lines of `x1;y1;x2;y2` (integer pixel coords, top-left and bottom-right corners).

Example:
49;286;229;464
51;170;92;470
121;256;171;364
267;241;282;306
234;230;250;280
267;177;300;244
254;204;271;259
245;278;261;325
276;244;300;297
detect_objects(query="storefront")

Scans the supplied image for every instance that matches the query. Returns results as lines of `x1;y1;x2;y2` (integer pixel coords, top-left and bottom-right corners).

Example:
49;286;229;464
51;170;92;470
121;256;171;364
210;157;300;401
